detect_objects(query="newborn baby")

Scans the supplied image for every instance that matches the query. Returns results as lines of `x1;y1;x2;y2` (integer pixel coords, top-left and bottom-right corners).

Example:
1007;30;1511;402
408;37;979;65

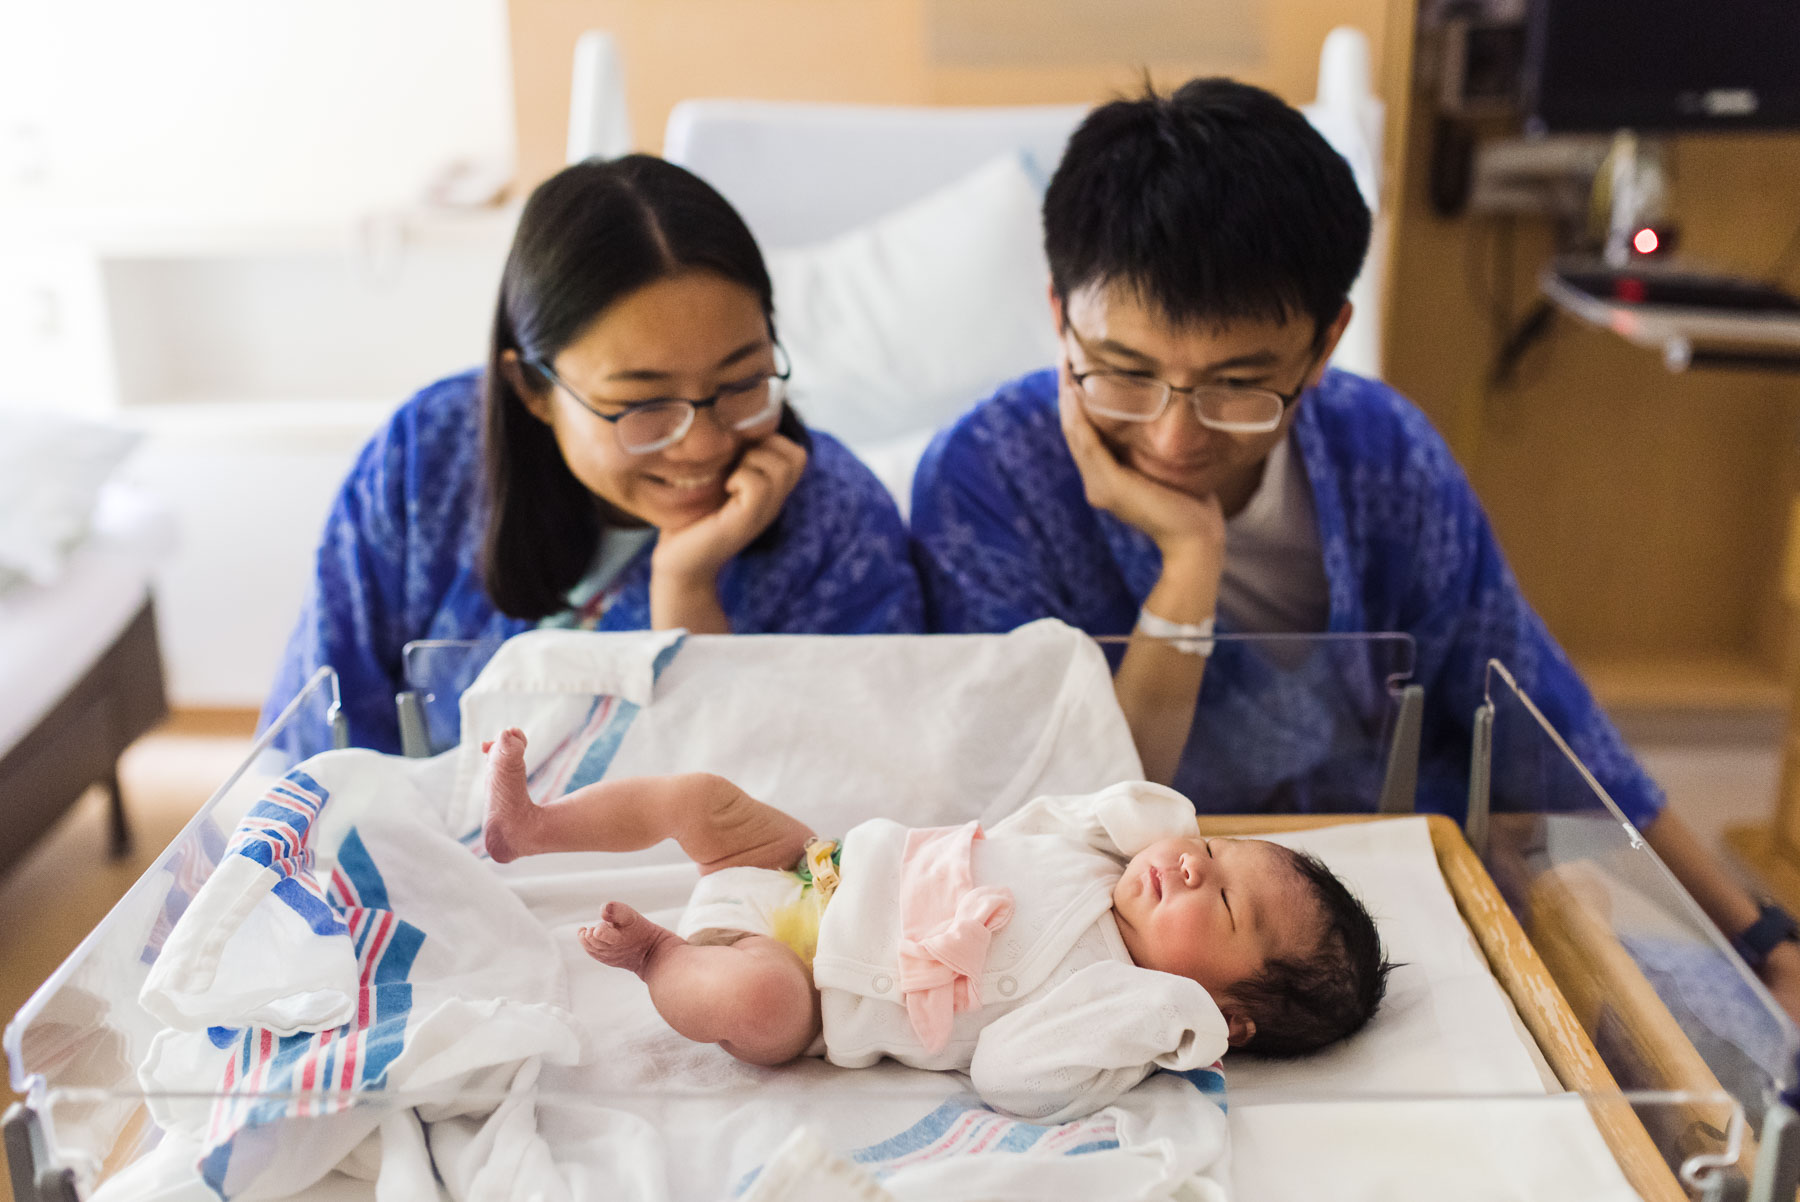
483;729;1389;1121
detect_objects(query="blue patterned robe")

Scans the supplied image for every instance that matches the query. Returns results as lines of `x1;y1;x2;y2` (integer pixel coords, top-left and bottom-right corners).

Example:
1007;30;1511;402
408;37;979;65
910;367;1662;827
263;370;924;756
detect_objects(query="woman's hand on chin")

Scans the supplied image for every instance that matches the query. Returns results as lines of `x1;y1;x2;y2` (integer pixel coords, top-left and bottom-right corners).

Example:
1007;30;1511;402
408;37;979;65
649;433;808;629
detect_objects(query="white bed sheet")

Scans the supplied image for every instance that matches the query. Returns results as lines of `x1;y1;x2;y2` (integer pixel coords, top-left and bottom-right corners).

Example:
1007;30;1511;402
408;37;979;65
0;481;174;753
1226;819;1636;1202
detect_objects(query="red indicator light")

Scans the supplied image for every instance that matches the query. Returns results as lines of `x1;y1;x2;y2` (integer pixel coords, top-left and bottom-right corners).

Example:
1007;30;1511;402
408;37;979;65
1633;227;1660;255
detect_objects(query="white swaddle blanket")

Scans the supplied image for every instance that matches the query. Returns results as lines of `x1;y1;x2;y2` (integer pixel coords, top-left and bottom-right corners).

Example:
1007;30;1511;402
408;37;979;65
447;619;1146;849
132;749;588;1200
120;621;1233;1201
454;620;1229;1200
106;621;1645;1201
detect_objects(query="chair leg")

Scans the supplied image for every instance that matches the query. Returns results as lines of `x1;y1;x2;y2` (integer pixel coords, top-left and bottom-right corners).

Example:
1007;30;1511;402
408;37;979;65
105;768;133;858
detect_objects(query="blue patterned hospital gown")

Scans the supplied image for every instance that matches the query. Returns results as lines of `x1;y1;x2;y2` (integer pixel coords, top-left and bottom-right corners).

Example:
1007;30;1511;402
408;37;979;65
911;367;1663;827
262;370;923;757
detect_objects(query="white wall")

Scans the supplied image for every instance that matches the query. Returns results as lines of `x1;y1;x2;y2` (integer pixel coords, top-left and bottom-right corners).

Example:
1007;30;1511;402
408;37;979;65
0;0;518;709
119;403;397;706
0;0;513;217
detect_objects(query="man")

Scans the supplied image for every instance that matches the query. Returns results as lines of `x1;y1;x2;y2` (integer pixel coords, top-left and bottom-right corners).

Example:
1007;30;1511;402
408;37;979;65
910;78;1800;1019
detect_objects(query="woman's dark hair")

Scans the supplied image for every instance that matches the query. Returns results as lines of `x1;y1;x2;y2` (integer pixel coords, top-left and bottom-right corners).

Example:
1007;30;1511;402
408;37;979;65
482;154;808;620
1043;77;1371;341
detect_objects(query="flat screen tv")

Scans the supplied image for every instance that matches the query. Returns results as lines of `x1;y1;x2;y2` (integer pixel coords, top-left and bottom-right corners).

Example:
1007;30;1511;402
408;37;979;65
1525;0;1800;133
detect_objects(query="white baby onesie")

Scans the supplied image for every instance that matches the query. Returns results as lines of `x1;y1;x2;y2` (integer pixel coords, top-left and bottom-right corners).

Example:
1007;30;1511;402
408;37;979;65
810;781;1230;1122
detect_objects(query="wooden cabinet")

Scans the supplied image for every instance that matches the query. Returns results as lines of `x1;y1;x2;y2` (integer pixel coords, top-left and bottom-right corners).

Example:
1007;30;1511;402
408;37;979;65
1381;101;1800;713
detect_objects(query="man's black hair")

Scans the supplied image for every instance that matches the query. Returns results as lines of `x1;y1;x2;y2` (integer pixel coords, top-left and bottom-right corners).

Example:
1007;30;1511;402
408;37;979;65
1043;77;1372;339
1227;848;1392;1057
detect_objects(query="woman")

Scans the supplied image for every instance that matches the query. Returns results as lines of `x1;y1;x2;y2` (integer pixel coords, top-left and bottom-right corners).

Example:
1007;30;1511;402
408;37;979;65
264;156;922;755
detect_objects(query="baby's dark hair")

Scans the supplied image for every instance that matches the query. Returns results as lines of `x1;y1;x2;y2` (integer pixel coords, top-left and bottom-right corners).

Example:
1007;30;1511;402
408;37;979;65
1226;848;1391;1057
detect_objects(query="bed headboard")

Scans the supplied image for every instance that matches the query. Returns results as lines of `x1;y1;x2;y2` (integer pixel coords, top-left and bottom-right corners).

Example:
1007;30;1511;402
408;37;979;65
658;28;1386;381
662;27;1383;251
663;101;1090;250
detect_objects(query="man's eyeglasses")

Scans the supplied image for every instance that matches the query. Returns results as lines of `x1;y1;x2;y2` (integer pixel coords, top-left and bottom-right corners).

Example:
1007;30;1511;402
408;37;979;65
1063;326;1321;435
529;346;790;455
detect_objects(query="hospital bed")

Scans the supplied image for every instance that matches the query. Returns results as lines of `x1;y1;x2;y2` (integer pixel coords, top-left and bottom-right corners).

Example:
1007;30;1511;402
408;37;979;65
6;624;1795;1200
0;482;173;875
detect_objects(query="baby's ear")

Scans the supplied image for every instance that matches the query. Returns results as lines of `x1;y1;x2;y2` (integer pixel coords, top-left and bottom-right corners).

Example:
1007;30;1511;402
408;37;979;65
1225;1011;1256;1049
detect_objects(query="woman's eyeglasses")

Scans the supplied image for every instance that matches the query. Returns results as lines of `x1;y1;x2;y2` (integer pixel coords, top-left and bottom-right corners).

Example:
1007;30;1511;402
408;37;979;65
530;346;790;455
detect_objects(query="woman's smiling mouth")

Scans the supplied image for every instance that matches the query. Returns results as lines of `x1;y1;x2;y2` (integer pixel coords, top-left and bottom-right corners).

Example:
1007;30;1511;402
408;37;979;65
646;469;726;503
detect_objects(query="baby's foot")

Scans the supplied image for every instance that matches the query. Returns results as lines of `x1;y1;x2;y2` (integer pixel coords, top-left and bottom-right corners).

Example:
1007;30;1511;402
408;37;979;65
482;727;534;863
579;902;680;977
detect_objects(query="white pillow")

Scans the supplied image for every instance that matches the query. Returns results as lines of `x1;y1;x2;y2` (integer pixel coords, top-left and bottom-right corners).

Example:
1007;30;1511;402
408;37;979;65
766;153;1060;448
0;411;141;591
848;427;936;518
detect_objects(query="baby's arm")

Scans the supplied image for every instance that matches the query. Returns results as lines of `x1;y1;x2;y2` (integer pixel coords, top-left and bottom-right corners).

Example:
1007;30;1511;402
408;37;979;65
482;728;814;871
968;961;1228;1123
987;781;1200;859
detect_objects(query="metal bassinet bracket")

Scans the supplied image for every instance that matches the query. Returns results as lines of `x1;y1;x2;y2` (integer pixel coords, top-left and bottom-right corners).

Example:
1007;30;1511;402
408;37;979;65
396;688;431;758
1750;1095;1800;1202
1464;699;1494;857
4;1103;78;1202
1376;683;1423;814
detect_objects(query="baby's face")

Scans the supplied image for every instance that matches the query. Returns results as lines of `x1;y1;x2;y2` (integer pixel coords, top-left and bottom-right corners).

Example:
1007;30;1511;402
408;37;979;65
1112;835;1311;995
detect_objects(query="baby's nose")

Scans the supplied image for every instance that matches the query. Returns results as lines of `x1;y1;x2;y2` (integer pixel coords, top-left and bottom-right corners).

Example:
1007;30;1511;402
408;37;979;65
1179;853;1203;887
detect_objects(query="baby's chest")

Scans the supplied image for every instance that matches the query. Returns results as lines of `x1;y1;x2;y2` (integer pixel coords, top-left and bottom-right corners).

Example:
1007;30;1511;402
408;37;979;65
817;829;1123;997
969;837;1122;970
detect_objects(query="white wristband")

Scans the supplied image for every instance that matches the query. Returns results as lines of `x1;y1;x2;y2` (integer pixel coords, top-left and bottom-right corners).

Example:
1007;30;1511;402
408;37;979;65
1135;608;1215;656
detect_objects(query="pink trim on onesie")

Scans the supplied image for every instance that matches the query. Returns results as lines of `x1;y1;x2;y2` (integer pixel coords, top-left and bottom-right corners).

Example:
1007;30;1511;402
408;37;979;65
897;821;1015;1054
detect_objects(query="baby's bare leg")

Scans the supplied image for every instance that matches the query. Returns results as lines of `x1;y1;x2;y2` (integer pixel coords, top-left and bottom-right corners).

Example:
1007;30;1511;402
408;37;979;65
581;902;820;1066
483;728;812;871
